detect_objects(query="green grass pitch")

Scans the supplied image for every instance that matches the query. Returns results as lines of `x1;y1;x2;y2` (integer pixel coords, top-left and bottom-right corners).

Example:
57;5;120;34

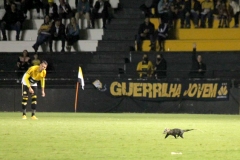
1;112;240;160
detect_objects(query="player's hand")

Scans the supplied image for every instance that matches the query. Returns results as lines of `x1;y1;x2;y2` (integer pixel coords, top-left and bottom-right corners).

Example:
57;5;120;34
29;87;34;94
193;43;196;48
42;91;45;97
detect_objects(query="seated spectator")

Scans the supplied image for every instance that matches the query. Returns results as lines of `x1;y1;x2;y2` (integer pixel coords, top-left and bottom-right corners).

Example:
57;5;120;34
75;0;91;29
66;17;80;51
186;0;202;28
157;18;168;51
229;0;239;28
17;50;31;80
140;0;155;17
154;54;167;79
200;0;214;28
32;15;52;53
49;18;66;52
170;0;184;28
0;3;25;41
14;0;45;19
4;0;12;11
136;53;154;78
189;43;207;78
158;0;170;23
58;0;73;20
31;53;41;66
45;0;59;20
136;16;155;51
91;0;112;29
216;0;230;28
185;0;202;28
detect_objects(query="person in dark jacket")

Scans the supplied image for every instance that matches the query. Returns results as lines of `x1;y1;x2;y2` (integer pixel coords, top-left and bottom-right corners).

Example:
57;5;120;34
58;0;73;20
91;0;112;29
49;18;66;52
136;16;155;51
157;17;168;51
189;43;207;78
0;3;25;41
154;53;167;79
45;0;59;20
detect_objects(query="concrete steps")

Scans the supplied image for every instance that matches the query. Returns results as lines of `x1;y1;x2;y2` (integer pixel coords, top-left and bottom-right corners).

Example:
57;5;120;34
0;41;98;52
142;39;240;52
97;40;134;52
103;30;136;40
177;28;240;40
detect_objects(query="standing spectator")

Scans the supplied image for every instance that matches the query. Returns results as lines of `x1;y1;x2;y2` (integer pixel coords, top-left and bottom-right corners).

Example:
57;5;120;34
136;16;155;51
75;0;91;29
32;15;52;53
58;0;73;20
157;18;168;51
66;17;80;51
154;54;167;79
49;18;66;52
34;0;46;19
136;53;154;78
0;3;25;41
45;0;59;20
189;43;207;78
91;0;112;29
17;50;31;80
229;0;240;28
32;53;41;66
200;0;214;28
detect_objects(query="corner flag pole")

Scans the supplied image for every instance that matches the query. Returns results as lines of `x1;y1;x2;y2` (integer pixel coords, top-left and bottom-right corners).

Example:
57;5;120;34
74;82;79;113
74;66;85;112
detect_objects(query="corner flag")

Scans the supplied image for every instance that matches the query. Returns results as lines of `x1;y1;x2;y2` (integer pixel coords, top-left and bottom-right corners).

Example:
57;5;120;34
78;66;84;90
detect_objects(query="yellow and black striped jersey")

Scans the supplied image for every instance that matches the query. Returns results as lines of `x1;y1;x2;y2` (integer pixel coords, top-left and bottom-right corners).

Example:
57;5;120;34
22;66;46;88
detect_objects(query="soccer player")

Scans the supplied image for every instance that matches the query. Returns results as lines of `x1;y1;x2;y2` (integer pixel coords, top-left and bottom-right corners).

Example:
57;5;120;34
21;60;48;120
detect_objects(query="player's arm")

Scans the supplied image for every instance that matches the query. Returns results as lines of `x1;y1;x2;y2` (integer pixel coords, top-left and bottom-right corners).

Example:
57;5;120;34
41;76;46;97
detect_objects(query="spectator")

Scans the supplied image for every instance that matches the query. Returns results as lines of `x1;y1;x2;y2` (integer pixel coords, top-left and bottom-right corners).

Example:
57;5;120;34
157;18;168;51
75;0;94;8
190;0;202;28
58;0;73;20
4;0;12;11
66;17;80;51
91;0;112;29
136;16;155;51
200;0;214;28
75;0;91;29
49;18;66;52
216;0;230;28
32;15;52;53
140;0;155;17
154;53;167;79
17;50;31;80
32;53;41;66
19;0;46;19
136;53;154;78
229;0;240;28
0;3;25;41
158;0;170;23
45;0;59;20
171;0;184;28
189;43;207;78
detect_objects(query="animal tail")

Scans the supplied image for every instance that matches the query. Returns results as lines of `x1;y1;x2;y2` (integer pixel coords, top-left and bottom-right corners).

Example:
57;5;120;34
183;129;195;132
